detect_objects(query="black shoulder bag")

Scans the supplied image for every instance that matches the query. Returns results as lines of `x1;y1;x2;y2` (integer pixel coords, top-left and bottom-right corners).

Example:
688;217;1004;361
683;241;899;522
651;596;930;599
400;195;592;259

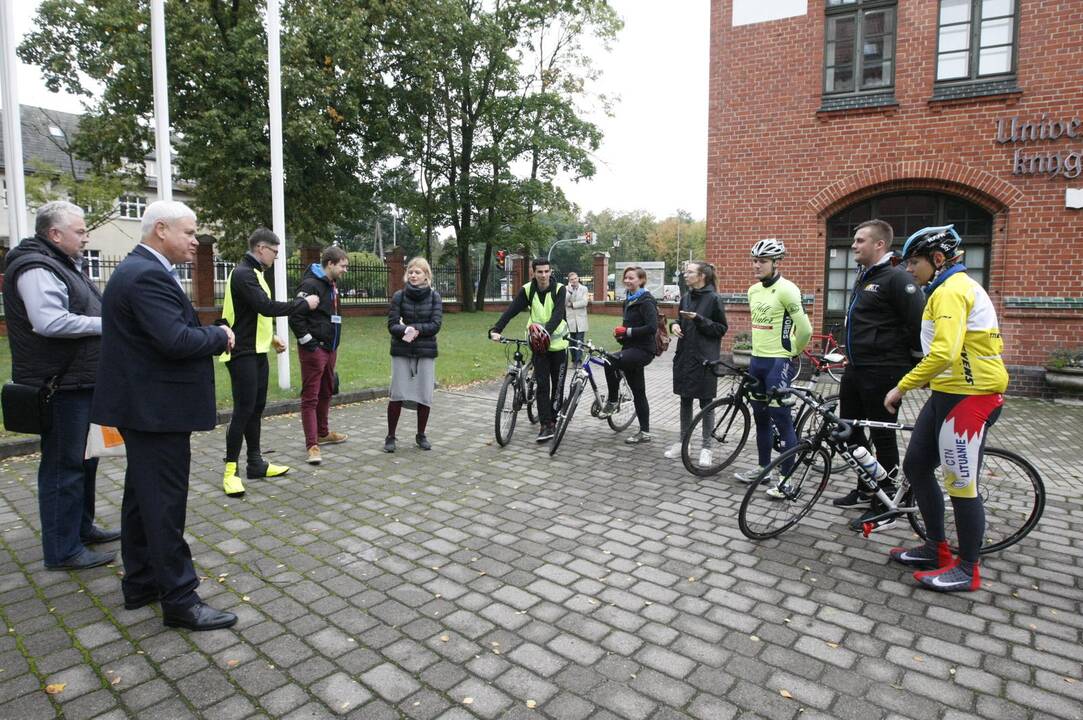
2;353;77;435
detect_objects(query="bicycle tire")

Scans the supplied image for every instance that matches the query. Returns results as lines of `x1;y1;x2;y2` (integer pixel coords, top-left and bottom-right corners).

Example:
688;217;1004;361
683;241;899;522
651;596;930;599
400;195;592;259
795;394;839;473
826;360;845;383
738;441;832;540
906;446;1046;555
607;376;637;432
549;380;583;456
791;354;804;382
494;374;519;447
525;364;539;424
681;396;751;476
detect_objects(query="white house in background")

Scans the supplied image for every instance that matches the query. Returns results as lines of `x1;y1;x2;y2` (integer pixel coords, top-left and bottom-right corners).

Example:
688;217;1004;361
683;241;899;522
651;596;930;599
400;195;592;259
0;105;195;277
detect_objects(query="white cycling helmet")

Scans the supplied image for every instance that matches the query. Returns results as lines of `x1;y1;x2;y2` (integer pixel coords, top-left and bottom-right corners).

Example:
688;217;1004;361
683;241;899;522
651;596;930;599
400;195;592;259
751;238;786;259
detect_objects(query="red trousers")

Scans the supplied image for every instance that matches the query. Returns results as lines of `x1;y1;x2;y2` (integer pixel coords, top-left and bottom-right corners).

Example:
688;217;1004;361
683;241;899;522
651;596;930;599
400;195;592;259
299;348;336;448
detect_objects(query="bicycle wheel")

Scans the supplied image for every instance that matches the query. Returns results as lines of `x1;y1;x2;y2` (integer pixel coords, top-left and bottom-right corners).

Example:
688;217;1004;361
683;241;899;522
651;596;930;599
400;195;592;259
795;394;839;473
494;374;519;447
525;364;539;424
826;358;846;383
607;375;636;432
790;354;804;382
906;447;1045;555
738;441;832;540
549;380;583;456
681;396;751;476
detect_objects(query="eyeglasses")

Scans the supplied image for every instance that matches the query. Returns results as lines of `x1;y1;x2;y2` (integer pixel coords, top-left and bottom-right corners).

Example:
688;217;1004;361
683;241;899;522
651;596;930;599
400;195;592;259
259;244;279;255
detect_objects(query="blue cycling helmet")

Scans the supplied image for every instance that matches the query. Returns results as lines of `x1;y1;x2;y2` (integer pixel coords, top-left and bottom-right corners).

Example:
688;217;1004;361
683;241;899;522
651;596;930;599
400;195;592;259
901;224;962;262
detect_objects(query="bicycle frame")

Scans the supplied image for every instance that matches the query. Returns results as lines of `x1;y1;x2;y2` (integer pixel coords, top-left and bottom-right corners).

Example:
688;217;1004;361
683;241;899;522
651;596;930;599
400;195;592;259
567;341;619;417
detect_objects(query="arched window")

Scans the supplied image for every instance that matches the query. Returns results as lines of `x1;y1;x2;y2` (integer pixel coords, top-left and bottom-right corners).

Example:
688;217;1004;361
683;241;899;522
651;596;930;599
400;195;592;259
824;192;993;326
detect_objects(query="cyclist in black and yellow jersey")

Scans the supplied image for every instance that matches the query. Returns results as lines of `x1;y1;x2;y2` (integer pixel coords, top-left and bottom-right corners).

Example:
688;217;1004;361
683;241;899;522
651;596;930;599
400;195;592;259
885;225;1009;593
489;258;569;442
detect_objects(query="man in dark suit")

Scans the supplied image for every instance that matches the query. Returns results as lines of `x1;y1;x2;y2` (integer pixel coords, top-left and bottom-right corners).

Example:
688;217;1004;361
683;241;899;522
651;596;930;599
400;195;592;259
91;200;238;631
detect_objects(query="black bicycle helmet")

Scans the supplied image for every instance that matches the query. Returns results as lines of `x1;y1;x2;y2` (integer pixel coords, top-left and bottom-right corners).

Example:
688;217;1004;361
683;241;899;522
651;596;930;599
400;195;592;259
901;224;962;262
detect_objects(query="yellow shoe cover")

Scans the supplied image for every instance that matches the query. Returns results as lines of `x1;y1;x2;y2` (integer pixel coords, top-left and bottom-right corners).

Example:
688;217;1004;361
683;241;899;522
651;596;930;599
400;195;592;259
264;463;290;478
223;463;245;497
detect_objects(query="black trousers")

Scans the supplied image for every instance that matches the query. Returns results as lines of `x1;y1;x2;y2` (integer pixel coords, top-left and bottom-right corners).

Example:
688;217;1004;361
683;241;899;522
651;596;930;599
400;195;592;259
532;349;568;425
225;353;269;465
605;347;653;433
118;429;200;612
839;364;909;488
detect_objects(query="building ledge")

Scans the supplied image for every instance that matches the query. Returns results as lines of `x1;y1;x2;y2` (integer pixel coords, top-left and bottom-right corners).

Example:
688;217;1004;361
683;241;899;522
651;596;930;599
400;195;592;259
928;80;1022;107
1004;296;1083;310
816;92;898;116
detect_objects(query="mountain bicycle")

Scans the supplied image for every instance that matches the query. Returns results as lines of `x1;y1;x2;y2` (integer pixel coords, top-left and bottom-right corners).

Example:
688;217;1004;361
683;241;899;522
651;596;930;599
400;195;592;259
549;338;636;456
493;338;538;446
680;360;839;477
737;385;1045;555
791;325;847;382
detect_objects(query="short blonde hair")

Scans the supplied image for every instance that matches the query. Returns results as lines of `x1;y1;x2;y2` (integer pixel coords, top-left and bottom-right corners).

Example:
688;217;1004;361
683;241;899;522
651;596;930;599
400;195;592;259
404;257;433;286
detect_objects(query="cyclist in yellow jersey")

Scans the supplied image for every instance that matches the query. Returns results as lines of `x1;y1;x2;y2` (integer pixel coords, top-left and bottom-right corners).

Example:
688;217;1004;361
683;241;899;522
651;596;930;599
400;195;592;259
884;225;1008;593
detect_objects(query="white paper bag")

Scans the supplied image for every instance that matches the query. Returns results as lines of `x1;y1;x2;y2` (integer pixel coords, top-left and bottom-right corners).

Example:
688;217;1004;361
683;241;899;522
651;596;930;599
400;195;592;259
86;423;126;459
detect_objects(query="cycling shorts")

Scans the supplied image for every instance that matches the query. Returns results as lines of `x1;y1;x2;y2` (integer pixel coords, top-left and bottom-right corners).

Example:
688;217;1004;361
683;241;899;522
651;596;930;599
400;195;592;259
748;356;795;408
910;391;1004;499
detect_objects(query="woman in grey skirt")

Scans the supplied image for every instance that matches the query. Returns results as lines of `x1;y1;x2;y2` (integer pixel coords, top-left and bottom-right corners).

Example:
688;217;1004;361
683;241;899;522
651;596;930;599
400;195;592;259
385;257;442;452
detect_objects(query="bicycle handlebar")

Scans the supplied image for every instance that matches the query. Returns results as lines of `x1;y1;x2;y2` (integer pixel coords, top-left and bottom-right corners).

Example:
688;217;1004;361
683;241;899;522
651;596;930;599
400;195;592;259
567;337;615;360
494;336;531;347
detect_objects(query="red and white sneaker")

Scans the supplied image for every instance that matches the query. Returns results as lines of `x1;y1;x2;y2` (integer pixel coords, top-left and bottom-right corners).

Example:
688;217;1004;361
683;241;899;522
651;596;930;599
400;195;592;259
914;559;981;592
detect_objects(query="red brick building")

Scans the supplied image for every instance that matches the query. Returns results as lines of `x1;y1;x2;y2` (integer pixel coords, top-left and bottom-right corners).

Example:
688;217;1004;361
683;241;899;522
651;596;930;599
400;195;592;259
708;0;1083;395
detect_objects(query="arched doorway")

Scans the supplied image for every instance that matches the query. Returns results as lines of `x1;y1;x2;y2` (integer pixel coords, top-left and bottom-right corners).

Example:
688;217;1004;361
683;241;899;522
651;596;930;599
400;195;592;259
824;192;993;328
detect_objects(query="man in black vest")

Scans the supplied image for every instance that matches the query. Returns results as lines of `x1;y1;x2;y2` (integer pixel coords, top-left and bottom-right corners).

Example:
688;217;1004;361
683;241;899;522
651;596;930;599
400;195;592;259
2;201;119;570
91;200;238;631
834;219;925;531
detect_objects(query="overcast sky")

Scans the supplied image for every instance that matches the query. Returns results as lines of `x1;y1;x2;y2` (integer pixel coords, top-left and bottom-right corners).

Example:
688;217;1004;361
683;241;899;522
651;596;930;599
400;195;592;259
10;1;709;221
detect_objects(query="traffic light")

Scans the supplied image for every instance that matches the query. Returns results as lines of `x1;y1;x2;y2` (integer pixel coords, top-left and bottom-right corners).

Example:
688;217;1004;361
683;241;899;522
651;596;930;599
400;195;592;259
584;231;594;245
496;249;507;264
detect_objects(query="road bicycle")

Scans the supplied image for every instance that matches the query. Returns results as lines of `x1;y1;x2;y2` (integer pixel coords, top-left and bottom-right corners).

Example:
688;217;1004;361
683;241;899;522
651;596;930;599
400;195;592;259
737;385;1045;555
549;338;636;456
680;360;839;477
791;325;847;382
493;338;538;446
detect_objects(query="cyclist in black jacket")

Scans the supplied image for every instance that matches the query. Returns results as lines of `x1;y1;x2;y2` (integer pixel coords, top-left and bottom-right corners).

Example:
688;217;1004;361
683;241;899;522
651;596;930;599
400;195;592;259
219;229;317;497
834;219;925;530
599;266;657;444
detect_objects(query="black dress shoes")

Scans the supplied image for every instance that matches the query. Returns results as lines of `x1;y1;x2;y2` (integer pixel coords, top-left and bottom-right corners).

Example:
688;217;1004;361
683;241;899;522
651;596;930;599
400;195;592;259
44;548;116;571
81;526;121;544
163;602;238;631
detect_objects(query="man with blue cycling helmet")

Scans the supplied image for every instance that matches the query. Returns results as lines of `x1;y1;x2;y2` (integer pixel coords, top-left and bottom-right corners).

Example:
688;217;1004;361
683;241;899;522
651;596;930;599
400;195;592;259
884;224;1009;592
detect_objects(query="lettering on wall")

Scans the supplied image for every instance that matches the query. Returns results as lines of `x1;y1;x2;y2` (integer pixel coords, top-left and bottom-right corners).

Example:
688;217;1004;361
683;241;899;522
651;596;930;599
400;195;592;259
996;115;1083;179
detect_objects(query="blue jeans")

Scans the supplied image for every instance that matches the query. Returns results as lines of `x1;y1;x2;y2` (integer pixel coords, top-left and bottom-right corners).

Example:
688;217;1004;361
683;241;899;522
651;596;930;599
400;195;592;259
38;389;98;566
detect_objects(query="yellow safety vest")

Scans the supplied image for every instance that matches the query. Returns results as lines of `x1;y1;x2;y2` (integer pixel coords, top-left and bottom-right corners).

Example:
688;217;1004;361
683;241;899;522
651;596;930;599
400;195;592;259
219;267;274;362
527;282;569;352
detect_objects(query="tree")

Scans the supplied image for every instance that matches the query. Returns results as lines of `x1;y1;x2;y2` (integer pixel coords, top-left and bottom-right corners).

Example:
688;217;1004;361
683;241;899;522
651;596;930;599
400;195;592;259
20;0;406;256
648;210;706;278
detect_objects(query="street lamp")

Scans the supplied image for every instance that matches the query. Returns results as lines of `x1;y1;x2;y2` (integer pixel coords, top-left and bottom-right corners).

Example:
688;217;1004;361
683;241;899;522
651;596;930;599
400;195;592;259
547;232;596;262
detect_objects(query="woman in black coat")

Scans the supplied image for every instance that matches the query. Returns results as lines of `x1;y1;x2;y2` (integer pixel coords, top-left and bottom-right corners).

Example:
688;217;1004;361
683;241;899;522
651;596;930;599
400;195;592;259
601;266;657;444
385;257;442;452
665;262;728;465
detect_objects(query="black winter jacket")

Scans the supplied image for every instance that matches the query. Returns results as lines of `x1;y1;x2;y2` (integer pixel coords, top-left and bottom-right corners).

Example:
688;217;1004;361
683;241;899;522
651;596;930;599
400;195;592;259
618;290;658;353
671;284;728;398
289;263;340;351
388;284;443;359
222;253;309;358
2;235;102;389
844;259;924;369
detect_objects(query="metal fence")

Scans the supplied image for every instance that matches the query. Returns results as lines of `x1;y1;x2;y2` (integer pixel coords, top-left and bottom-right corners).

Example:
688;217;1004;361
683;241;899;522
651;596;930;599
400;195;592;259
0;254;519;317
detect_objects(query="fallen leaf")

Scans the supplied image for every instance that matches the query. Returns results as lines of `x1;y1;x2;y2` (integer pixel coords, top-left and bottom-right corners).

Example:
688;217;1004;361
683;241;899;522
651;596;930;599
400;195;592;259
913;656;923;662
526;699;537;709
110;675;122;686
750;635;760;642
440;635;450;642
226;659;239;668
826;642;839;649
462;697;474;705
44;683;66;695
780;689;793;699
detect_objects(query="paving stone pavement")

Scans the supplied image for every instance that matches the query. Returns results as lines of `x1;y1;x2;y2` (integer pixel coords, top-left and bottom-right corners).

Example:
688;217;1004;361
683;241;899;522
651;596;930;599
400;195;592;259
0;352;1080;720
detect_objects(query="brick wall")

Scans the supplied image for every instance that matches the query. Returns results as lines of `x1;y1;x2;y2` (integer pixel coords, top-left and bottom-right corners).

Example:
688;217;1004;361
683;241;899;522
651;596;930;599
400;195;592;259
708;0;1083;396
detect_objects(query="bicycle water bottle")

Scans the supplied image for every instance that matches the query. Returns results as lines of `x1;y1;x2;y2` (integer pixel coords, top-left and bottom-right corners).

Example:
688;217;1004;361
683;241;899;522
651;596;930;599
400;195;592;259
850;446;888;490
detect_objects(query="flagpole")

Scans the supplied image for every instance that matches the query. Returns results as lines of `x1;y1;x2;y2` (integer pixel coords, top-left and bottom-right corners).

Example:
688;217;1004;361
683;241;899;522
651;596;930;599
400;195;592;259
0;0;28;243
267;0;290;389
150;0;172;200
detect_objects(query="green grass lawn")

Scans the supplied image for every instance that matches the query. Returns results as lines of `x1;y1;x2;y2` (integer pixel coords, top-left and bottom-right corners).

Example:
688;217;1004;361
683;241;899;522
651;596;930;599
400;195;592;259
0;311;623;435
